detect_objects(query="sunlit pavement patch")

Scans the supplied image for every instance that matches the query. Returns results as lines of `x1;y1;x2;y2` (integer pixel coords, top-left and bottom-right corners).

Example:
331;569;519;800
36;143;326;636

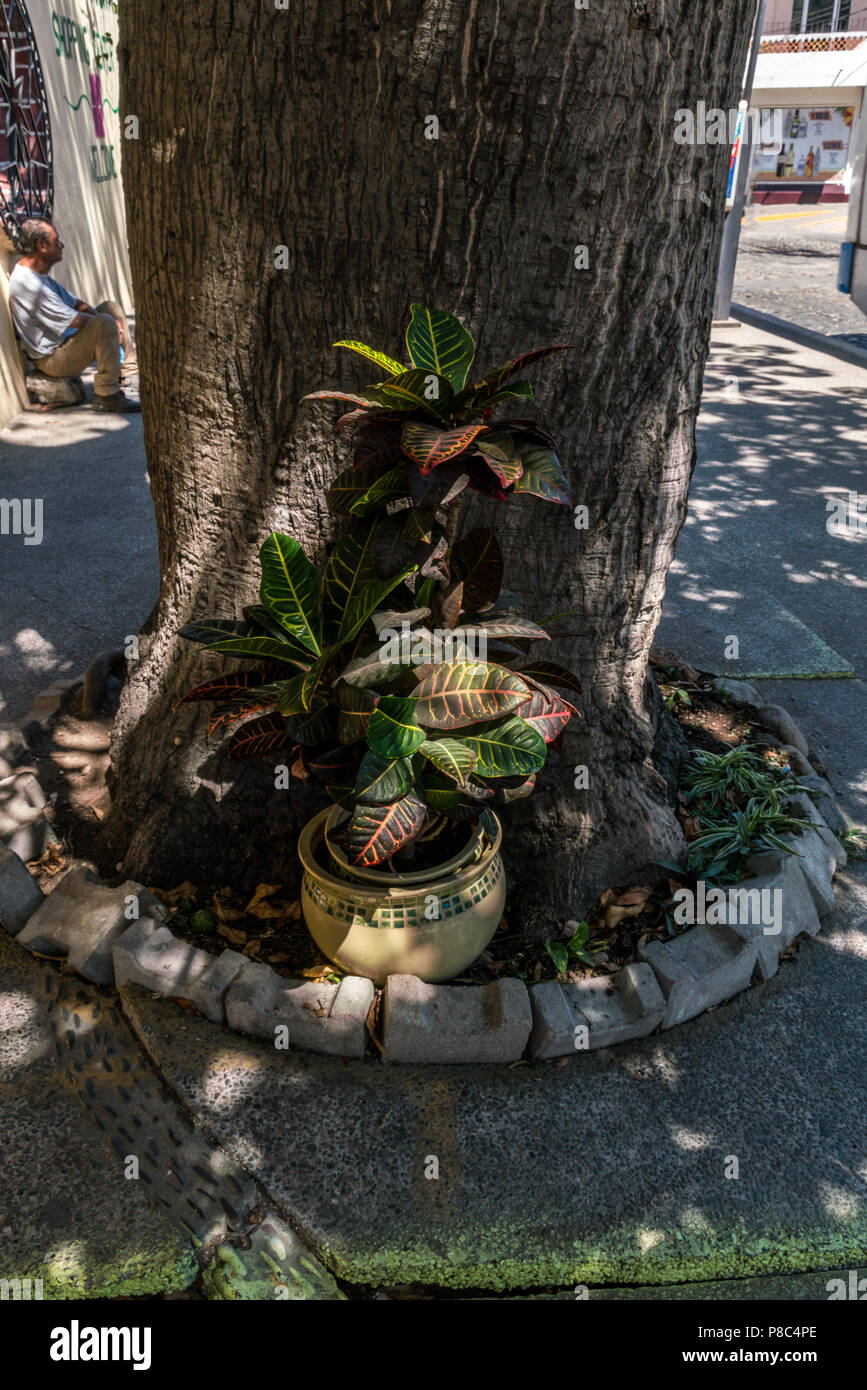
657;598;854;680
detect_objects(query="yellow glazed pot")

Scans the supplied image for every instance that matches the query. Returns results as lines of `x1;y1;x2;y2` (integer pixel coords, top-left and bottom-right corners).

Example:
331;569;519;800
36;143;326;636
298;807;506;985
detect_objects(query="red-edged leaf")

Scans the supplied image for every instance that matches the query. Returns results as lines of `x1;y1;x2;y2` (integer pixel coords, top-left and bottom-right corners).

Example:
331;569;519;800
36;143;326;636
346;791;427;867
401;421;486;474
336;681;380;742
208;700;279;736
176;669;271;706
226;712;291;760
335;409;372;433
517;661;583;698
513;438;572;506
513;690;573;743
306;746;363;785
475;450;524;489
437;581;464;631
473;432;524;489
303;389;385;409
496;418;559;450
411;661;531;730
337;408;406;435
472;345;578;394
465;459;510;502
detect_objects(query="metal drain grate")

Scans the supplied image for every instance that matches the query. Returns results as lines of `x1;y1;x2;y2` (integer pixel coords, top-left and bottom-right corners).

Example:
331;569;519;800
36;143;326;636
25;954;343;1298
42;966;259;1256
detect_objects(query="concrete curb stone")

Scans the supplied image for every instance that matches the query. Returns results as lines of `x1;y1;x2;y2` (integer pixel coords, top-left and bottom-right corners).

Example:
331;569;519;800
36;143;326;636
748;794;846;918
711;677;765;709
17;866;146;984
528;963;665;1060
113;919;248;1023
719;855;821;981
383;974;531;1063
639;924;759;1029
796;775;850;838
759;704;810;757
778;744;813;778
0;681;851;1065
225;959;373;1058
0;845;45;934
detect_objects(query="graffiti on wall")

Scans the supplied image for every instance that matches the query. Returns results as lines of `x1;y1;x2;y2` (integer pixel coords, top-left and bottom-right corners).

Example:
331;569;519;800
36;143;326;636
50;4;118;184
0;1;53;243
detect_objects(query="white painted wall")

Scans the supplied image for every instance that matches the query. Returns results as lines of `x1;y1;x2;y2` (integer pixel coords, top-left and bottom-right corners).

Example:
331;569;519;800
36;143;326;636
0;0;132;426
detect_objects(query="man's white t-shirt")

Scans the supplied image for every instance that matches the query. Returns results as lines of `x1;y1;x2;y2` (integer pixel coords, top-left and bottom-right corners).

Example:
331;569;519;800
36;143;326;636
8;262;79;359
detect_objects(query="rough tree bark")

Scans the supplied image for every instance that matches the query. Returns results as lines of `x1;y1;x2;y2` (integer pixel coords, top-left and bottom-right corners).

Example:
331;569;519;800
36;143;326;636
104;0;755;933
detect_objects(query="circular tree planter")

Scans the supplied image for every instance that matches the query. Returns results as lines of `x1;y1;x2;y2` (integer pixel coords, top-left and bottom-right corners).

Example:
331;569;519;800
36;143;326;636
297;806;506;985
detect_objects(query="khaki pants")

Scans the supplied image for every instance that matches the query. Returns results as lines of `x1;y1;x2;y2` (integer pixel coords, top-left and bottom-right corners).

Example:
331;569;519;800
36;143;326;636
32;299;137;397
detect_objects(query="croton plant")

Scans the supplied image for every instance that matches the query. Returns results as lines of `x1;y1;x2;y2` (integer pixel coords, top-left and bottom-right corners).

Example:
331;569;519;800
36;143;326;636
178;306;583;868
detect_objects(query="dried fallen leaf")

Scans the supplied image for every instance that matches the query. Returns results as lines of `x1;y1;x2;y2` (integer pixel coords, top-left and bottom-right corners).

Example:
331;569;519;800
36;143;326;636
302;1000;328;1018
602;883;654;931
244;882;282;914
366;990;385;1055
157;880;198;908
248;897;296;920
242;939;262;956
217;923;247;946
211;889;245;923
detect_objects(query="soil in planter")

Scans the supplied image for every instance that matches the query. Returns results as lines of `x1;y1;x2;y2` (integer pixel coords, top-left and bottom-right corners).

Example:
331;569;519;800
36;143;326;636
31;653;824;995
154;881;334;981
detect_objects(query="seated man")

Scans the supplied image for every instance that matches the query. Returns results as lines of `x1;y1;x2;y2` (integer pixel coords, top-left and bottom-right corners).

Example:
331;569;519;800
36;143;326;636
8;217;140;413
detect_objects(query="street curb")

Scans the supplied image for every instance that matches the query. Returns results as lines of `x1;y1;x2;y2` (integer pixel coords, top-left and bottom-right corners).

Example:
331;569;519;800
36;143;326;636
729;302;867;370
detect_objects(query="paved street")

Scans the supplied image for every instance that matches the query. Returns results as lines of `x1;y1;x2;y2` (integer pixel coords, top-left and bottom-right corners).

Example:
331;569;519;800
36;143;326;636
733;204;867;346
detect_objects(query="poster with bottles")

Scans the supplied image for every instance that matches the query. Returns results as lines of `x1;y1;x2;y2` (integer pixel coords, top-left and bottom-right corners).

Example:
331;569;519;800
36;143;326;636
752;105;853;180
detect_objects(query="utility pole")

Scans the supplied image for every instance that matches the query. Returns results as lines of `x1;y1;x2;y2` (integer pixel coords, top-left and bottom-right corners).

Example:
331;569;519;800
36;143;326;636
713;0;769;323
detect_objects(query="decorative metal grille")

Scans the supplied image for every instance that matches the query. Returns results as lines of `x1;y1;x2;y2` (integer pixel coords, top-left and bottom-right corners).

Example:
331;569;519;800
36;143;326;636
0;1;52;246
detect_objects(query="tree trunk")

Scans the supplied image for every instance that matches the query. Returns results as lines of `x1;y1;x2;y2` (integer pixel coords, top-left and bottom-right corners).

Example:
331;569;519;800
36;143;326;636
104;0;755;933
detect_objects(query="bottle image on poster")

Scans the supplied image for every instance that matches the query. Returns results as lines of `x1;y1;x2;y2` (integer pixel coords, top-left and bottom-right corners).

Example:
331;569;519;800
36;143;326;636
755;106;853;180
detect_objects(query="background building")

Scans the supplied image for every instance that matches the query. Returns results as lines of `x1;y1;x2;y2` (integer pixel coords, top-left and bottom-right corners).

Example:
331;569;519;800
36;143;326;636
750;0;867;204
0;0;131;426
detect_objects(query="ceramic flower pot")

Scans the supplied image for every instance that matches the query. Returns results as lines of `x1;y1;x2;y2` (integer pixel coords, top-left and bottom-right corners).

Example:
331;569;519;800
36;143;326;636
298;806;506;985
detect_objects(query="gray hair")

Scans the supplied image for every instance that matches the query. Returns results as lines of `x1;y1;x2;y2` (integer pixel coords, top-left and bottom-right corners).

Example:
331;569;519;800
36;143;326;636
17;218;55;255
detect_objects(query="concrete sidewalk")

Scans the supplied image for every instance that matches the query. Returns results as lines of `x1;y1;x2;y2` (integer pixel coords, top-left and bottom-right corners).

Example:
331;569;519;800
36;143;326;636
0;404;156;727
657;320;867;829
